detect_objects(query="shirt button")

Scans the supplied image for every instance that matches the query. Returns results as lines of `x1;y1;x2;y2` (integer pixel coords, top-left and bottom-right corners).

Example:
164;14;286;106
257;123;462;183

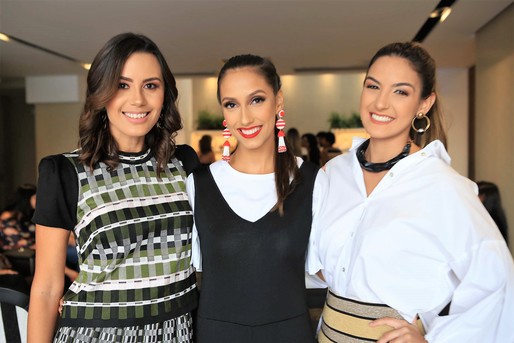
389;172;394;177
342;267;346;272
421;152;426;156
350;232;354;237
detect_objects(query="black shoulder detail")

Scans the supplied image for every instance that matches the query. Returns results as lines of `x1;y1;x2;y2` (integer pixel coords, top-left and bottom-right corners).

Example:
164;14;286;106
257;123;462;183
174;145;201;176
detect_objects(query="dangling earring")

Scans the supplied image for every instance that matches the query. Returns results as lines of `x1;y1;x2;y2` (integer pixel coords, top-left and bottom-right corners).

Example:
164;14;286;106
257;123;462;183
222;119;231;161
411;112;431;134
276;110;287;153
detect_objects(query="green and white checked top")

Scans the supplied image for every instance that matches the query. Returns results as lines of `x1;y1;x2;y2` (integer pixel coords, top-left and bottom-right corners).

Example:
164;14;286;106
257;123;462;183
33;146;198;328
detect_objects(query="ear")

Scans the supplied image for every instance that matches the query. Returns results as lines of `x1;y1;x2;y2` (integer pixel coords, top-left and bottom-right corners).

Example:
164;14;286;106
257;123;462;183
275;90;284;113
419;92;436;115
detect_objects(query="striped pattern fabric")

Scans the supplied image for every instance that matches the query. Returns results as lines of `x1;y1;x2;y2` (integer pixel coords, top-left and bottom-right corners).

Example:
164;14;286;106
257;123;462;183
0;302;28;343
54;312;192;343
60;149;196;328
318;290;425;342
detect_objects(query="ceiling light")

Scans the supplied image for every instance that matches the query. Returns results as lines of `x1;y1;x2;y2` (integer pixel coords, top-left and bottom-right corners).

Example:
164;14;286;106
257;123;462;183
430;6;452;22
82;63;91;70
0;33;10;42
439;7;452;22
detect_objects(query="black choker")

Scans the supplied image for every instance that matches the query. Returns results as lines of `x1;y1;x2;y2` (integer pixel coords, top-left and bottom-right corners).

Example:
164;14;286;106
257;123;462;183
357;139;411;172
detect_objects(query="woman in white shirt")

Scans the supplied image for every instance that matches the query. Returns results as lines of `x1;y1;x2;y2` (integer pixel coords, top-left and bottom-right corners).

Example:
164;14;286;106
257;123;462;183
314;42;514;343
186;54;327;342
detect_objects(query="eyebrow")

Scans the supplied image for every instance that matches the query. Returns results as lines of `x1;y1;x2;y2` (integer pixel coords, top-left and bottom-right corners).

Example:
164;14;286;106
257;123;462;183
119;76;162;83
365;76;416;90
221;89;267;102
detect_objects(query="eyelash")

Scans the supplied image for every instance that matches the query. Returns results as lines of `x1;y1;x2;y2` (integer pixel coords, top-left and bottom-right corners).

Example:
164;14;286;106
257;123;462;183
251;96;265;104
365;84;409;96
222;96;265;109
144;83;158;89
223;102;236;109
117;82;159;89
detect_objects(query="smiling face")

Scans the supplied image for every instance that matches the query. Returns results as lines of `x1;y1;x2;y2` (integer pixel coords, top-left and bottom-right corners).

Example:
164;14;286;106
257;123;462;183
105;52;164;152
360;56;435;145
219;67;283;156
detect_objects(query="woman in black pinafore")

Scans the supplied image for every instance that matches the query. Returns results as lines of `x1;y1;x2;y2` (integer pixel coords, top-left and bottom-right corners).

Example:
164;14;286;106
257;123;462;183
186;55;328;342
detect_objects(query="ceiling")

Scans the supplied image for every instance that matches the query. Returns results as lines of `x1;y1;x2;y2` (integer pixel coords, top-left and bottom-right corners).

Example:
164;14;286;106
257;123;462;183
0;0;512;85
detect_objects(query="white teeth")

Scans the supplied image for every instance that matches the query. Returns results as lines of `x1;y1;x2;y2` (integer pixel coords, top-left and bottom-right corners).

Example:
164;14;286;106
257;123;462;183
124;112;148;119
371;113;393;122
241;127;260;135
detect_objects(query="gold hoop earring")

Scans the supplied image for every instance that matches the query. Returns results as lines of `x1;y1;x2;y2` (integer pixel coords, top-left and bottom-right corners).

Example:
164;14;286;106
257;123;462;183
411;112;430;134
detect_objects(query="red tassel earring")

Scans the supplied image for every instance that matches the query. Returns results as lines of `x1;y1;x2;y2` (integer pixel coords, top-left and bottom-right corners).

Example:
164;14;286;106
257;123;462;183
222;119;231;161
276;110;287;153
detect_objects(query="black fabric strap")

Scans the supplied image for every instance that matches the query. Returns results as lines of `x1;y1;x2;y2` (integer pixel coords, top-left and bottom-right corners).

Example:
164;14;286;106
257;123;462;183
1;303;22;343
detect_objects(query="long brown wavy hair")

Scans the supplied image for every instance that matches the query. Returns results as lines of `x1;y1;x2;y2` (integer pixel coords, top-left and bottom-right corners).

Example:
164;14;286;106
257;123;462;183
366;42;447;148
78;32;182;175
217;54;300;215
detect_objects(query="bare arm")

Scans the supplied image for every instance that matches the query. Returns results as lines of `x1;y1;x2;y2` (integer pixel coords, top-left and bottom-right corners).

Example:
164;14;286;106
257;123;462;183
28;224;70;343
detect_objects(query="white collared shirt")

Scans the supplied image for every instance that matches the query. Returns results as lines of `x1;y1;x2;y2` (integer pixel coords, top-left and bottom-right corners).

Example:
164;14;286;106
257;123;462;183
314;138;514;342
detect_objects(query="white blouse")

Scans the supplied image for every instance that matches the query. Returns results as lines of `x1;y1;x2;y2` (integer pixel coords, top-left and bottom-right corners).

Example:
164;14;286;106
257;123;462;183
186;158;328;274
315;139;514;342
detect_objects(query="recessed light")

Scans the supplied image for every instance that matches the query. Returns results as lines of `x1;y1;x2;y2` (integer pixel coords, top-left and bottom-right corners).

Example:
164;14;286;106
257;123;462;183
0;33;10;42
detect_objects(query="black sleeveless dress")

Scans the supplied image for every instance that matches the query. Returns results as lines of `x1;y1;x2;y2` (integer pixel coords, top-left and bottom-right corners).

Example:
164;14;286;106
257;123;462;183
193;162;318;343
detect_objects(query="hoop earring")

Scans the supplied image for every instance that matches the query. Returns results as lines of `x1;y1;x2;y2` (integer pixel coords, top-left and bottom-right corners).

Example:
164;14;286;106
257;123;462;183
411;112;431;134
276;110;287;153
222;119;231;161
102;113;108;130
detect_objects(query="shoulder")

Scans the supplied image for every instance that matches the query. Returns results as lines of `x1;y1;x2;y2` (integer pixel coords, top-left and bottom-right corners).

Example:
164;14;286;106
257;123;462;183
207;160;227;175
415;142;473;192
38;152;77;174
174;144;200;175
324;151;353;175
298;158;320;174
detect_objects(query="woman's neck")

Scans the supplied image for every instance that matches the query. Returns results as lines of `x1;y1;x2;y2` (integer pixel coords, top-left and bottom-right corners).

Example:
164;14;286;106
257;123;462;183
229;147;275;174
366;137;418;163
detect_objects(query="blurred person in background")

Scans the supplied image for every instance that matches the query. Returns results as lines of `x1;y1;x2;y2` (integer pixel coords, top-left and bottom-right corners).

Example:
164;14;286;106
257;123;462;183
477;180;509;245
197;134;216;166
301;133;321;166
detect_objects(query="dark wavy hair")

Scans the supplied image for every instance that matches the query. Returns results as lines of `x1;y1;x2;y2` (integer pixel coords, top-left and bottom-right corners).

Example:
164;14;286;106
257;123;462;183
366;42;447;148
217;54;299;215
78;32;182;175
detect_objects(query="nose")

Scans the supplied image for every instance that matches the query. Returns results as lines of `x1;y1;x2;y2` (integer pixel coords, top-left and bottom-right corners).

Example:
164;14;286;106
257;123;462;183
240;105;253;126
375;90;389;110
131;87;147;106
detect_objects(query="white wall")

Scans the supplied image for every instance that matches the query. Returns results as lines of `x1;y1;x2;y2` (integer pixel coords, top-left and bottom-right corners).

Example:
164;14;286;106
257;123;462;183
437;69;469;177
475;4;514;251
34;103;82;165
176;78;194;145
281;72;364;135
